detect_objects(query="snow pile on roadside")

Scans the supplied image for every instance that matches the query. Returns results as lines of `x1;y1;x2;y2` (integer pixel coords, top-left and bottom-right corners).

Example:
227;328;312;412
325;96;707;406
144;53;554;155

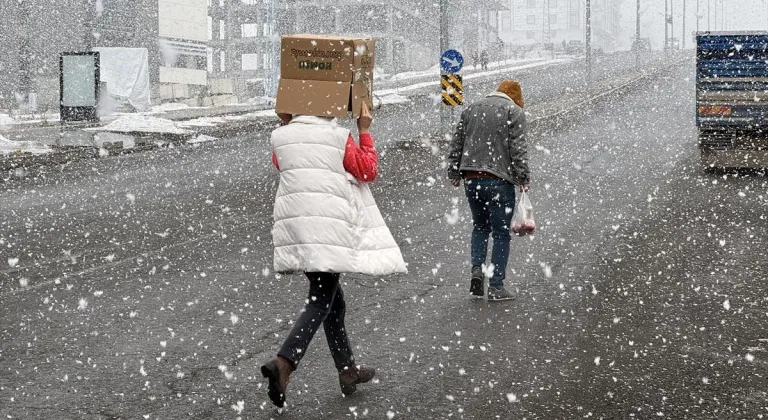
187;134;219;144
89;114;192;135
177;116;227;128
247;96;276;107
0;114;16;126
0;133;51;155
374;93;411;107
150;103;192;113
389;64;441;82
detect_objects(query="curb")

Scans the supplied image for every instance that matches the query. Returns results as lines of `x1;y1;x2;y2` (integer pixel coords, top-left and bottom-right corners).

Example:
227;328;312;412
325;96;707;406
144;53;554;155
2;53;686;176
396;53;688;150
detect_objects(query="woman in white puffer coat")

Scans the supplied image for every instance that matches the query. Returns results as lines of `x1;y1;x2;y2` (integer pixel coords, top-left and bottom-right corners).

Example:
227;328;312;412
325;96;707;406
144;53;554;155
260;103;406;408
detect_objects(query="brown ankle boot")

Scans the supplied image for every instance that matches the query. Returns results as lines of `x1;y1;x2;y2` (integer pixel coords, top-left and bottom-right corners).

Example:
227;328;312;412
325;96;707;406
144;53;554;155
261;356;294;407
338;364;376;396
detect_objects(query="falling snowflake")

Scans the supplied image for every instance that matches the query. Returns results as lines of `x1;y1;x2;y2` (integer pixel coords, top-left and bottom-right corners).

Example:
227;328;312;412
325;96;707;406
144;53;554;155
78;298;88;311
482;264;495;279
539;262;552;278
8;257;19;268
444;208;460;225
231;400;244;414
723;299;731;310
507;393;518;402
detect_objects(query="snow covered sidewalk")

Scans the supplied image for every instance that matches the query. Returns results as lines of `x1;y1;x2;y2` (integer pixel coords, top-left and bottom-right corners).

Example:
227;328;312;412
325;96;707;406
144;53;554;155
0;133;51;156
376;57;574;97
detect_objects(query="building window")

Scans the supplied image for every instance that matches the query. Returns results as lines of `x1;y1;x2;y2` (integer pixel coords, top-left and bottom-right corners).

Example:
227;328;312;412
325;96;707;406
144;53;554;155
550;0;557;6
526;31;537;40
527;15;536;25
570;12;580;29
550;14;558;24
241;23;259;38
500;11;512;31
242;53;258;70
527;0;536;7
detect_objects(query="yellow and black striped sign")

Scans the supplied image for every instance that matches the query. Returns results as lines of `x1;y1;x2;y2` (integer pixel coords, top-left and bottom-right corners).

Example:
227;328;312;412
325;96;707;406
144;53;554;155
441;74;464;106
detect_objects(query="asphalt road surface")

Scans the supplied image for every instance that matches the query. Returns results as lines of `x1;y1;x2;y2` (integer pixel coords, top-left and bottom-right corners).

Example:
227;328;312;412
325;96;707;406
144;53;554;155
358;51;669;143
2;56;767;420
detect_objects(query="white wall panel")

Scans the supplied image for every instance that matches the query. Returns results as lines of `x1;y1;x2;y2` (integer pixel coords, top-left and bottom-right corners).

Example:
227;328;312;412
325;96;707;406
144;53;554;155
159;0;208;42
159;66;208;85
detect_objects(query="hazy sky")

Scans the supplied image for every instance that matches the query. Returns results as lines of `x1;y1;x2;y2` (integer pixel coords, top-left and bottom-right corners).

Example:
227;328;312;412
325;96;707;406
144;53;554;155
618;0;768;48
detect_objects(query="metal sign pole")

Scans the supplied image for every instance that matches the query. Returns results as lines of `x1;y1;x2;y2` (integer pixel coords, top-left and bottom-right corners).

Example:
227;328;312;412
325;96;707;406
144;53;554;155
439;0;448;136
635;0;641;66
585;0;592;86
268;0;278;97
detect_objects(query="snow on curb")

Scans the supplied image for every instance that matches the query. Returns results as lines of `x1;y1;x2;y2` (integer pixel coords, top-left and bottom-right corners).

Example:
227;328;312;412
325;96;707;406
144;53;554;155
187;134;219;144
374;93;412;107
149;103;192;113
0;133;51;156
86;114;193;135
0;114;16;126
376;58;574;96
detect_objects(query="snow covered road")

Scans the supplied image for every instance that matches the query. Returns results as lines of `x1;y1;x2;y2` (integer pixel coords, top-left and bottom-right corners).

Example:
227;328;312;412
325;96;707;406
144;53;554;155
2;58;767;419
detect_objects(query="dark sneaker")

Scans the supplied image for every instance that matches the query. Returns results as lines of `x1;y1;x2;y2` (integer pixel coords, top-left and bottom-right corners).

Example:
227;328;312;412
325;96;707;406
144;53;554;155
487;286;515;301
470;266;484;296
339;364;375;396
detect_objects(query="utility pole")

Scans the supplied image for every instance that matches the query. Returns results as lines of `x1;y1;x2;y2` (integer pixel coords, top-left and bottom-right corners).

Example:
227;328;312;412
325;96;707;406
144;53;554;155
267;0;278;97
636;0;641;42
585;0;592;86
635;0;640;65
664;0;669;52
439;0;448;134
542;0;551;48
17;0;33;109
82;0;96;51
670;0;674;50
696;0;699;33
682;0;686;49
707;0;711;30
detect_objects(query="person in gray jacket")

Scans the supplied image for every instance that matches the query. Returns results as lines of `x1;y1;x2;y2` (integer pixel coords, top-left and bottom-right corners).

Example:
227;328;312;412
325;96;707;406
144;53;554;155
447;80;531;301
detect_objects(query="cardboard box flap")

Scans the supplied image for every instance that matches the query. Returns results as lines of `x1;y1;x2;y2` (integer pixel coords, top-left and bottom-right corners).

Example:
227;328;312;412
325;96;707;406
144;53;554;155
275;79;352;118
353;39;375;73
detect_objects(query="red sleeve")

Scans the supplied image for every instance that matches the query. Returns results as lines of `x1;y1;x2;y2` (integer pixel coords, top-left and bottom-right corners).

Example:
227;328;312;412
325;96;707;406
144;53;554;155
343;133;378;182
271;151;279;170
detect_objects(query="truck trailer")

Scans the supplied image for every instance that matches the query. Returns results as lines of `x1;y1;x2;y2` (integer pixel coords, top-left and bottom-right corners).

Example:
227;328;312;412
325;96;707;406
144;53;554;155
696;31;768;169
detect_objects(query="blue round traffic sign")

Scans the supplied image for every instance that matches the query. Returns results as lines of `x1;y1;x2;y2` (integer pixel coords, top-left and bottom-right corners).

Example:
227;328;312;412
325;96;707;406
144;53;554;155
440;49;464;74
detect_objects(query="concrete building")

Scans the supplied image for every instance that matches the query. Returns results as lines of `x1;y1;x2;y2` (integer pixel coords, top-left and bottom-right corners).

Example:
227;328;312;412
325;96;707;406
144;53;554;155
208;0;440;96
0;0;209;111
456;0;508;60
499;0;622;50
207;0;506;97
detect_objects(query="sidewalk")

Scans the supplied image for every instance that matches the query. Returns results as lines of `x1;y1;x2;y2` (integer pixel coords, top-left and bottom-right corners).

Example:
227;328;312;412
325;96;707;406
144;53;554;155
0;56;575;157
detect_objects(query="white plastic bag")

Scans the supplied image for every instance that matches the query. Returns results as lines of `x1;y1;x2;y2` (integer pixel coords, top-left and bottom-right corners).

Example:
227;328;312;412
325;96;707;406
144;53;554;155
511;191;536;236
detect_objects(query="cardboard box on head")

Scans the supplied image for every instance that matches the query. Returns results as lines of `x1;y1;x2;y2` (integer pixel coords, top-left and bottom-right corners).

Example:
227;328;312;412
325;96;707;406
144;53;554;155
275;35;375;119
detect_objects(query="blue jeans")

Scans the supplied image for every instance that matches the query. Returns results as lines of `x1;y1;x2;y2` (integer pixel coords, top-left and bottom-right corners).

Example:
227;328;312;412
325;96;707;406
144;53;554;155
464;179;516;288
